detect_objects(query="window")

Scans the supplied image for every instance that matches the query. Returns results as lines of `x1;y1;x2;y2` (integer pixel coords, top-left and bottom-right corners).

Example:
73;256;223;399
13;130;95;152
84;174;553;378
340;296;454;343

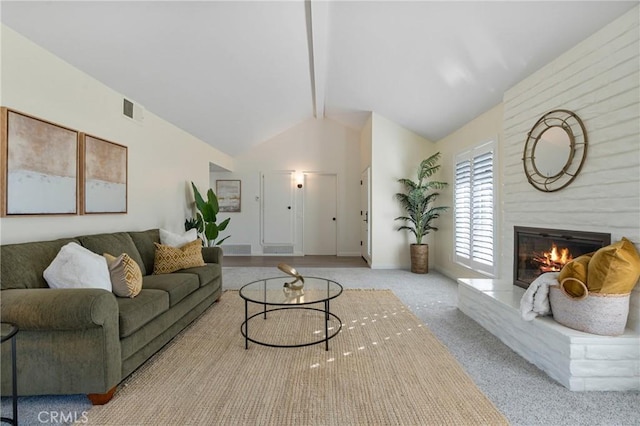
454;140;496;275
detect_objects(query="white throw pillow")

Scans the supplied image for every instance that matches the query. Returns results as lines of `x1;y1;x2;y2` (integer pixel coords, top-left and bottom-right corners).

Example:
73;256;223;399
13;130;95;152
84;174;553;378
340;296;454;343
43;242;112;291
159;228;198;247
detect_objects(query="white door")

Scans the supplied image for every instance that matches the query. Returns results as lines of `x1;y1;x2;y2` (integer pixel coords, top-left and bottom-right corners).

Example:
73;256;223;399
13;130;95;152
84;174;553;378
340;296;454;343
261;172;294;245
361;168;371;262
304;173;337;255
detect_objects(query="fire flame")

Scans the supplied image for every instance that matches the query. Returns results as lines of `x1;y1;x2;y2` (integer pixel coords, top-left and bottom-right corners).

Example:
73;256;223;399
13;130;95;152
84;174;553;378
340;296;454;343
533;243;573;273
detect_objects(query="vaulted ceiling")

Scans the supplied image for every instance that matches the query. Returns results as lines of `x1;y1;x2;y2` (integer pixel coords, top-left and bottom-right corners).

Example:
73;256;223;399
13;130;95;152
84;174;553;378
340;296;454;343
1;1;636;157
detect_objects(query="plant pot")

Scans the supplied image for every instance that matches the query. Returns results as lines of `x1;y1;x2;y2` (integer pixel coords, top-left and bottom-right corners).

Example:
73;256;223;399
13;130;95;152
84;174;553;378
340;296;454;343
410;244;429;274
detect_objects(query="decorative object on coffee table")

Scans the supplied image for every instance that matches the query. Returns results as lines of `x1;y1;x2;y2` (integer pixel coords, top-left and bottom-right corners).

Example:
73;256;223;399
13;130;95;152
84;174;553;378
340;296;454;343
278;263;304;296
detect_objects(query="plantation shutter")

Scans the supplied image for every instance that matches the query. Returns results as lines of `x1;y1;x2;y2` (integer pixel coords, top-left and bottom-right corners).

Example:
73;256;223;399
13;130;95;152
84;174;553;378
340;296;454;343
471;151;493;266
455;160;471;259
454;141;495;275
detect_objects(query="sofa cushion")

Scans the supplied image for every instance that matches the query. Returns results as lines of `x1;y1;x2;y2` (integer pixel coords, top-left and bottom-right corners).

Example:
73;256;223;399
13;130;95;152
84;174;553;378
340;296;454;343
142;273;200;307
153;240;205;274
180;264;221;287
1;238;79;290
78;232;147;276
128;229;160;276
117;289;169;338
44;242;112;291
104;253;143;298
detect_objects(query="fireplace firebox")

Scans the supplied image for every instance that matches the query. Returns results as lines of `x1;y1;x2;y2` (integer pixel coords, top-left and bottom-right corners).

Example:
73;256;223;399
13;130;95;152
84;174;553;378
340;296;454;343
513;226;611;289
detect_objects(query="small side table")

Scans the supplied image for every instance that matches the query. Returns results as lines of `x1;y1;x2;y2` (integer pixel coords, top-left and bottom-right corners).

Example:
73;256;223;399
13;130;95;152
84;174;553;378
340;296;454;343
1;323;18;426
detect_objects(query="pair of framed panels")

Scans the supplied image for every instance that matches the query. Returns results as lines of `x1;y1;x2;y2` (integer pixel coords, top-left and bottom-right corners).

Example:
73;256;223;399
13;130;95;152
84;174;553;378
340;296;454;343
0;108;127;216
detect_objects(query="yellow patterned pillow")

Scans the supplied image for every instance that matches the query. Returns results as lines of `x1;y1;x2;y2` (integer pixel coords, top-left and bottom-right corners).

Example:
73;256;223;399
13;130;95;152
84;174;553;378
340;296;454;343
153;239;205;275
104;253;143;298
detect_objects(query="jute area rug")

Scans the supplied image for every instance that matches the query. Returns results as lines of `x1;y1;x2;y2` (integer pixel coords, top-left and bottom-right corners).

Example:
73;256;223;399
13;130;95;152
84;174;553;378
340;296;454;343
85;290;507;425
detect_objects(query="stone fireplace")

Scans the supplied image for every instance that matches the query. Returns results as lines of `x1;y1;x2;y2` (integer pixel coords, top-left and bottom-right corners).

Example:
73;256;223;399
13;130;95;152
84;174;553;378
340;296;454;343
513;226;611;289
457;226;638;391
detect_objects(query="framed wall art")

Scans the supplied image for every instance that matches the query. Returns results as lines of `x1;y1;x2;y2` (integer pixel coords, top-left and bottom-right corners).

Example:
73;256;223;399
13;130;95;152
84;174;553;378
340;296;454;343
216;179;241;212
1;108;79;216
81;134;127;214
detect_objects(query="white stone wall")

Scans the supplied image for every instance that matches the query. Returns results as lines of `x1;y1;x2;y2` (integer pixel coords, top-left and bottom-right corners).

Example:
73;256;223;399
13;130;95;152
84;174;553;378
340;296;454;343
501;7;640;331
458;279;640;391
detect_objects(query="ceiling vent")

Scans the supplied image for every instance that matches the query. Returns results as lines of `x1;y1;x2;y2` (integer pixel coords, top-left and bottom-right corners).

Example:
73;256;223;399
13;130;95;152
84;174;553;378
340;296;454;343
123;98;144;123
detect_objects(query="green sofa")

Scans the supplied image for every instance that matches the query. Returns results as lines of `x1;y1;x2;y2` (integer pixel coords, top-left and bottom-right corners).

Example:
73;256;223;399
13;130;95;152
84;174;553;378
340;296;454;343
0;229;222;402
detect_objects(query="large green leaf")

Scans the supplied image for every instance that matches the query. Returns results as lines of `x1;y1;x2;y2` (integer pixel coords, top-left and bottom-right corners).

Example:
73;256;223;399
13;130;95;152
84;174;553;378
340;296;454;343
218;217;230;231
204;222;220;244
191;182;207;212
215;235;231;245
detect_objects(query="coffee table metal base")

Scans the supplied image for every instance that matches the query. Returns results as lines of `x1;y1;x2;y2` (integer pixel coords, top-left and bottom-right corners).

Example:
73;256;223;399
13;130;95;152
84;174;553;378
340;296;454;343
1;323;18;426
241;301;342;351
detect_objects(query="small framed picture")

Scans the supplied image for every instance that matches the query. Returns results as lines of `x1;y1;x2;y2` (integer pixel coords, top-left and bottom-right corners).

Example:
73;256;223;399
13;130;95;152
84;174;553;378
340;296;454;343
216;179;241;212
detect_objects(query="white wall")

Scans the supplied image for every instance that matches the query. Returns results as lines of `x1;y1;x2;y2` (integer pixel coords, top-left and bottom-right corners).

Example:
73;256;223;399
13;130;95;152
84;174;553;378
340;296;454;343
434;103;504;279
211;117;361;256
0;25;233;245
435;7;639;331
501;7;640;330
370;113;435;269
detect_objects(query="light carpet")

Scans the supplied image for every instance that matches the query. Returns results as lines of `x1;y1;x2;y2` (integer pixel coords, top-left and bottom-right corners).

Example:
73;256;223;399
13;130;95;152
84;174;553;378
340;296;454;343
84;289;507;425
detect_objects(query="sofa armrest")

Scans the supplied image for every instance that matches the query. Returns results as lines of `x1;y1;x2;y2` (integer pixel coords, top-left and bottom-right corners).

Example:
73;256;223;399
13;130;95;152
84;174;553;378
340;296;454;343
202;246;223;266
0;288;118;331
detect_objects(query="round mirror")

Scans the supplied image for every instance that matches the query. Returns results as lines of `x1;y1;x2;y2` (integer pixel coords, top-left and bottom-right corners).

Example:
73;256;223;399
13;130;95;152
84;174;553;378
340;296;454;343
533;126;572;178
523;109;587;192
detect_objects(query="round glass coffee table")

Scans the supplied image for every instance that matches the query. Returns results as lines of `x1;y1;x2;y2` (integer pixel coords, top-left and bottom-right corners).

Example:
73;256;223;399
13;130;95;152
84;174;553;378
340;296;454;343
239;276;343;351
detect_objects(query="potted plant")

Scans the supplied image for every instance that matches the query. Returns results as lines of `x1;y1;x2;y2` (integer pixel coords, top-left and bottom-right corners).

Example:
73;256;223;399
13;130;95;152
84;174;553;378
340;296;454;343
186;182;231;247
395;152;448;273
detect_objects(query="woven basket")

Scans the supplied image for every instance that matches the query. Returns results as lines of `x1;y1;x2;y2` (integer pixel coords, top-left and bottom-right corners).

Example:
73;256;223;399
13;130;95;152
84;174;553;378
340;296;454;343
549;278;630;336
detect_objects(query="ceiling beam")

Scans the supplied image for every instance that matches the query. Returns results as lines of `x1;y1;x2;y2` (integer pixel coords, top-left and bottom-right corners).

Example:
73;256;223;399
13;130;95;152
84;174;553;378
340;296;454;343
306;0;328;119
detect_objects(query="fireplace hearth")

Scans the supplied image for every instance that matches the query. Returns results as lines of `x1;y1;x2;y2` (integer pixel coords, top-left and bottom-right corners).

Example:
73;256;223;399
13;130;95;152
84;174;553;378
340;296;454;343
513;226;611;289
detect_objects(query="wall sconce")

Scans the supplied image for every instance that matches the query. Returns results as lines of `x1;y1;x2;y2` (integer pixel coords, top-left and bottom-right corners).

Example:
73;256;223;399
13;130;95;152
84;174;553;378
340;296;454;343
296;173;304;189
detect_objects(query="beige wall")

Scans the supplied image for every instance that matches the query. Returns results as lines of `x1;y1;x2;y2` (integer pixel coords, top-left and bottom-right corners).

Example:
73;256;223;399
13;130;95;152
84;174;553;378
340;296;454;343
370;113;434;269
0;25;233;244
434;103;504;279
211;117;361;256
